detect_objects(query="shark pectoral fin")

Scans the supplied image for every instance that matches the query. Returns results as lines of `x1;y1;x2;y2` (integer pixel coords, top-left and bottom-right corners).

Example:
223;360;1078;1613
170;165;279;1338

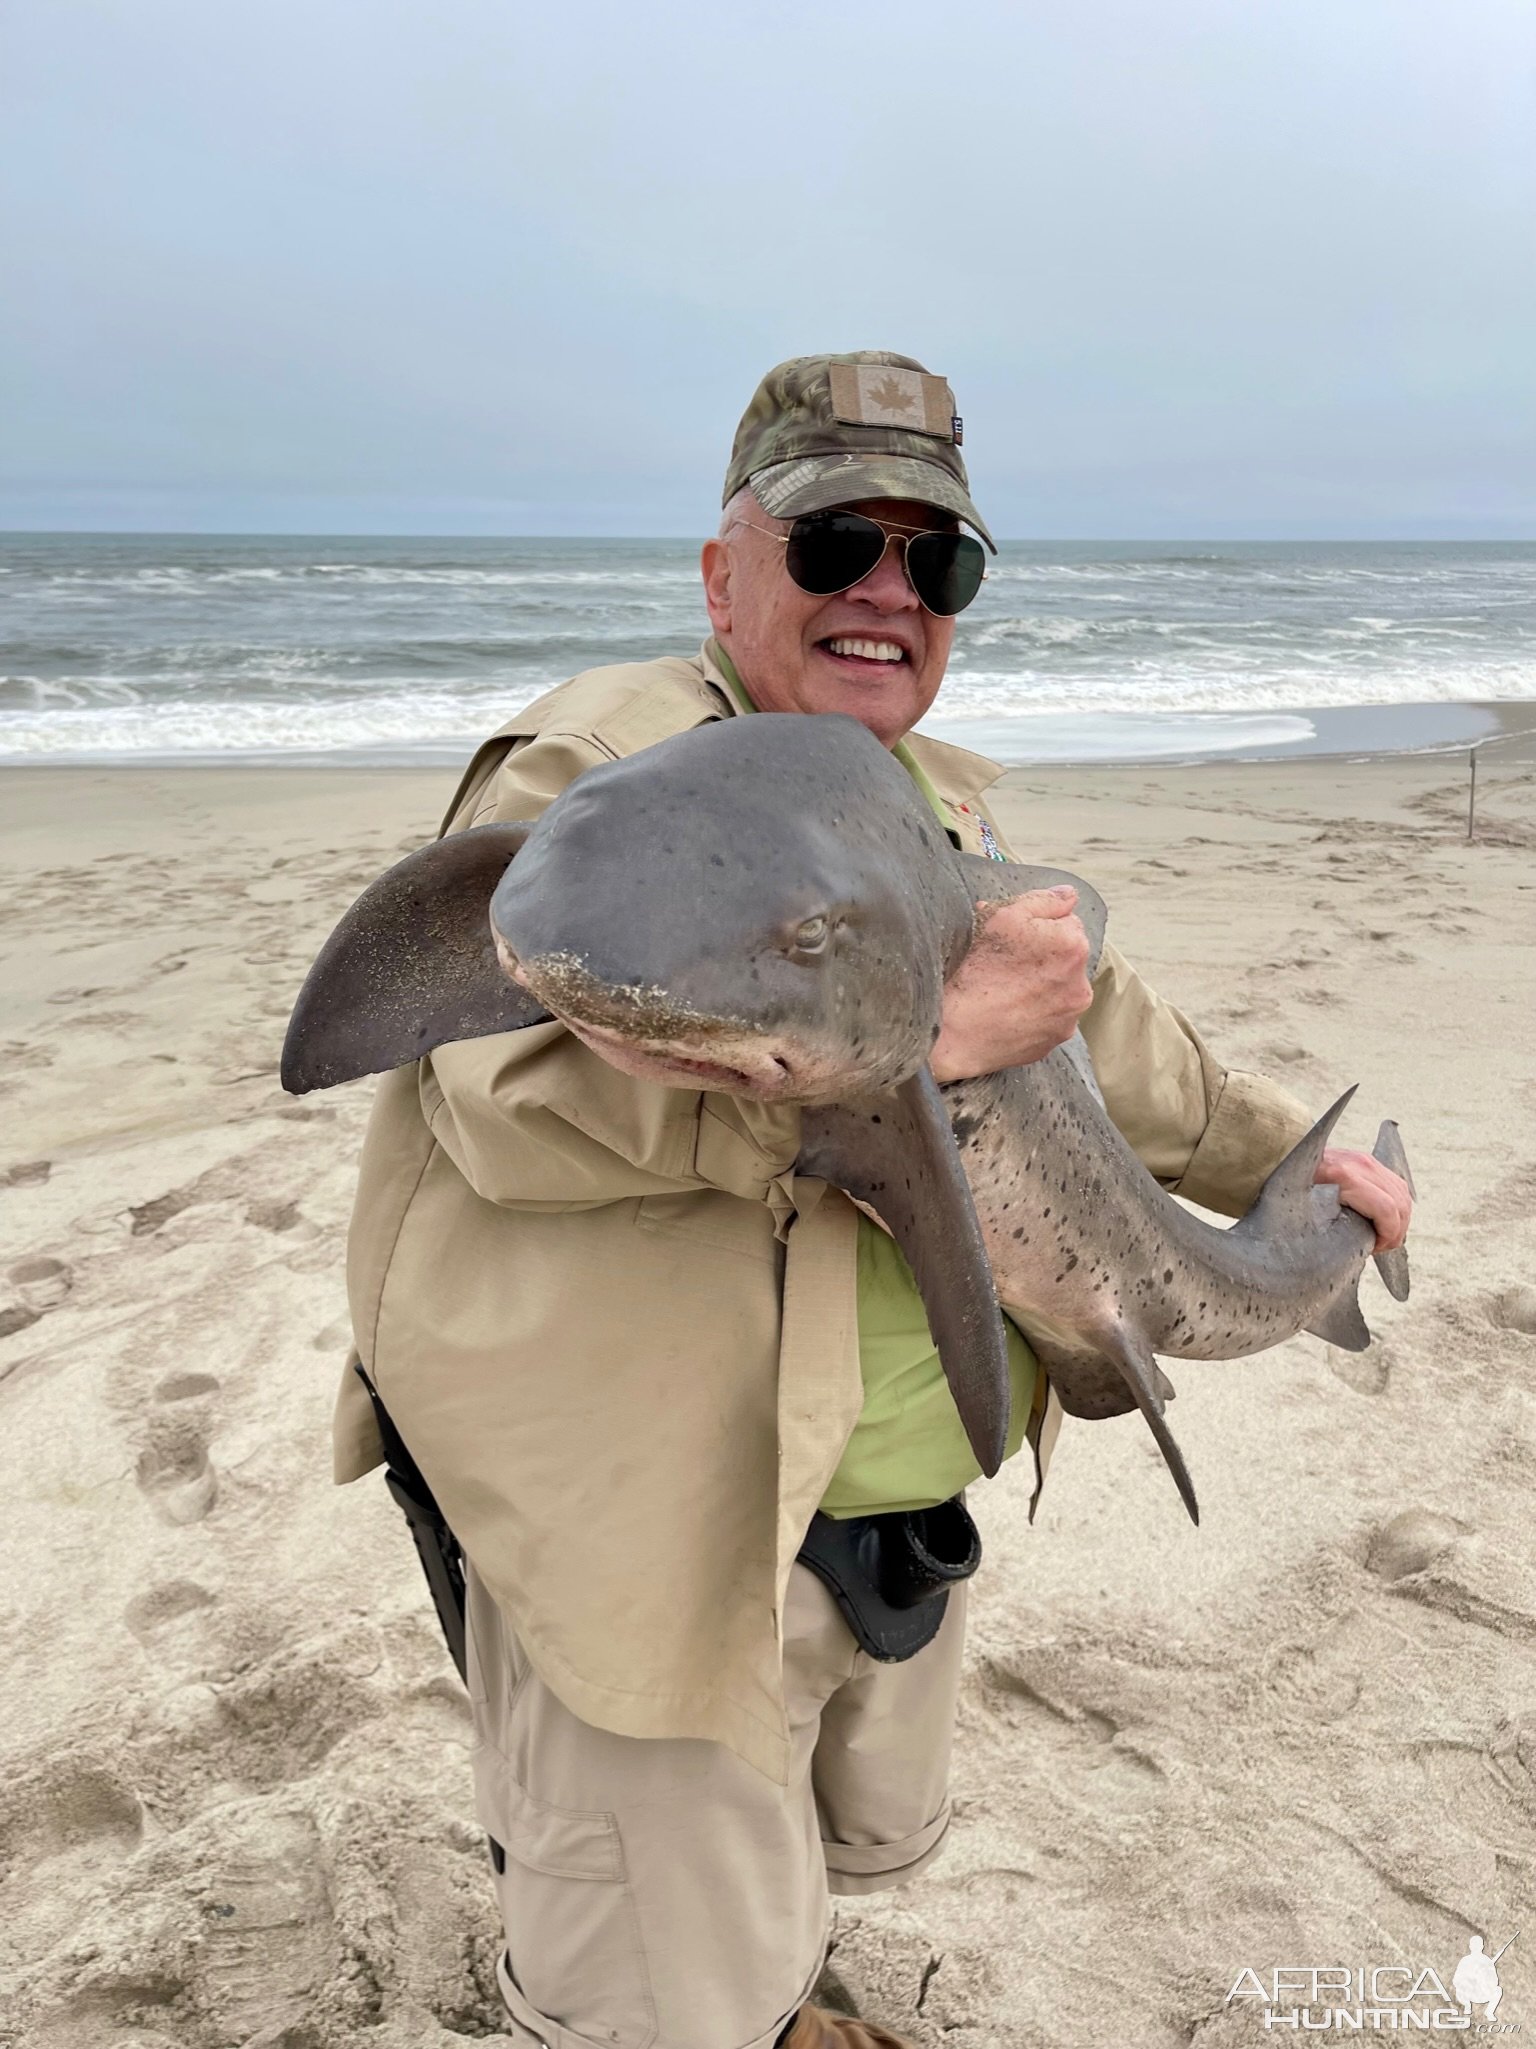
954;855;1109;978
797;1067;1011;1476
282;823;549;1095
1370;1118;1413;1302
1097;1323;1199;1526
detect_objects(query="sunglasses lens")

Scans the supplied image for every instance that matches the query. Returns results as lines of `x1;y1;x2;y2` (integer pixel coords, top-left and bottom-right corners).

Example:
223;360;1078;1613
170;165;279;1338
906;532;986;616
782;512;887;596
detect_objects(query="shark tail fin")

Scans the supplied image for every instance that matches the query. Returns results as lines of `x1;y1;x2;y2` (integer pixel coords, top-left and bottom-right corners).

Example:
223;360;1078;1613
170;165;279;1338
1370;1119;1413;1302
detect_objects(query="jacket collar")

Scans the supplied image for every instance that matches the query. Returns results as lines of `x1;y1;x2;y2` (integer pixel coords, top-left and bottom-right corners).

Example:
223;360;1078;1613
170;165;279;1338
701;638;1005;810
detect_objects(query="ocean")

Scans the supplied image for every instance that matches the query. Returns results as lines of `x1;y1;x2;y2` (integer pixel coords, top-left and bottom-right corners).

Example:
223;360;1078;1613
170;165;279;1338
2;534;1533;767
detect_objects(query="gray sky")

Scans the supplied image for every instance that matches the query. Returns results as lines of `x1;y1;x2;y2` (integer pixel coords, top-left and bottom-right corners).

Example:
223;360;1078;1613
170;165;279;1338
3;0;1533;536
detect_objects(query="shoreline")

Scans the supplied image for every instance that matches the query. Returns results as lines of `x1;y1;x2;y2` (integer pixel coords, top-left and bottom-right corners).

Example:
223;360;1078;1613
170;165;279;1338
2;697;1534;776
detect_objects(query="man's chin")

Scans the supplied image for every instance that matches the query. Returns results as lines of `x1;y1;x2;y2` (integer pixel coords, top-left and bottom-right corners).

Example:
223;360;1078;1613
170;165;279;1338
803;648;929;742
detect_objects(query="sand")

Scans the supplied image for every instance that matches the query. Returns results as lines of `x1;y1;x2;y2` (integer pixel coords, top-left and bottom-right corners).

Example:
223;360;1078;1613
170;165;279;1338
1;740;1532;2047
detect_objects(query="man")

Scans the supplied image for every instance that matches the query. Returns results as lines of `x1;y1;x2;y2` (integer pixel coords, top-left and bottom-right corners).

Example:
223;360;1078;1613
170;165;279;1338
335;352;1411;2048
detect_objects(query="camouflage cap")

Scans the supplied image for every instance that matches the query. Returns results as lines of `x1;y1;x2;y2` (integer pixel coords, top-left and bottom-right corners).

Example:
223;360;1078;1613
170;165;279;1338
723;350;996;551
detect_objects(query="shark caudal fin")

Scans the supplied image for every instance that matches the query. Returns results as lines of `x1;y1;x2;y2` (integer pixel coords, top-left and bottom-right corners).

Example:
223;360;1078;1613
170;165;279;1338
1371;1119;1413;1302
1303;1121;1414;1342
1235;1086;1377;1354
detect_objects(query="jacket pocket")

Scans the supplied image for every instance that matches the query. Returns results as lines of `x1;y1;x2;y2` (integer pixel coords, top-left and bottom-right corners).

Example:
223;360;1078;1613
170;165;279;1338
474;1744;657;2048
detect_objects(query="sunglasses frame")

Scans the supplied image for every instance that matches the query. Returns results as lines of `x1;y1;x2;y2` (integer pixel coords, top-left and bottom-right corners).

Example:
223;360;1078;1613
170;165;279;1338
730;510;987;618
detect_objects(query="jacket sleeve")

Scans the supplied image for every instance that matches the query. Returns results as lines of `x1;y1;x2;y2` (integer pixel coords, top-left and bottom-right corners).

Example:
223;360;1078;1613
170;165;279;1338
1081;941;1315;1218
420;723;802;1212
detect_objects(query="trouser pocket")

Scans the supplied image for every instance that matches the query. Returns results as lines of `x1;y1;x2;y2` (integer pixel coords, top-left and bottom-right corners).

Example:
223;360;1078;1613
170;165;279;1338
474;1742;658;2049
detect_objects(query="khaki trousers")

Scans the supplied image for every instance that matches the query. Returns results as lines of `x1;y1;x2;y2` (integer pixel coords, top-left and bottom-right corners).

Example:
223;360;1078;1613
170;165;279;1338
465;1557;967;2049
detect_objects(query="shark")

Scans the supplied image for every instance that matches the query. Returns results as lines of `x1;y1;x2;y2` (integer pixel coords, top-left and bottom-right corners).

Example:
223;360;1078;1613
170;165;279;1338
282;711;1411;1521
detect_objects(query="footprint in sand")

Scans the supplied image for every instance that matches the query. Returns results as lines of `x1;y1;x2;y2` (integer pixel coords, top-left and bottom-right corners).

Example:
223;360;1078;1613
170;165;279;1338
1266;1643;1363;1722
197;1810;334;2040
1366;1507;1460;1581
1487;1285;1536;1335
156;1370;221;1402
246;1198;304;1234
1;1038;56;1072
135;1410;218;1525
969;1656;1164;1801
0;1753;151;1977
123;1578;216;1644
1329;1345;1391;1396
1264;1041;1315;1068
0;1751;146;1864
1488;1714;1536;1801
45;984;117;1006
10;1255;73;1309
2;1158;51;1187
128;1187;196;1236
0;1254;74;1340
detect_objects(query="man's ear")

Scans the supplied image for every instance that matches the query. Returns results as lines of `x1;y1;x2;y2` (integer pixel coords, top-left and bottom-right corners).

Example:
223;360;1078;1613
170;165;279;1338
700;536;732;634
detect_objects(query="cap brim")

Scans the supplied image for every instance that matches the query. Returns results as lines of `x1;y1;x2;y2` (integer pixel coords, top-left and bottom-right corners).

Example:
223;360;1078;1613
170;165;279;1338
750;453;996;552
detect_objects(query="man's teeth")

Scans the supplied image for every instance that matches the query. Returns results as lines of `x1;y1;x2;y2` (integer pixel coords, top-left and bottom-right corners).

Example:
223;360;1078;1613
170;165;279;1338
826;638;906;663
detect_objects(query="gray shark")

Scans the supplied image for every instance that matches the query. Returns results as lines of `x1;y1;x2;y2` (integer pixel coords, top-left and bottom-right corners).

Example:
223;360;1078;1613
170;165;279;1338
283;712;1410;1521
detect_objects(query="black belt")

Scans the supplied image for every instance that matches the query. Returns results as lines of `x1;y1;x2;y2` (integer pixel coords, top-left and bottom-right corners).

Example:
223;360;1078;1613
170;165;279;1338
795;1497;982;1663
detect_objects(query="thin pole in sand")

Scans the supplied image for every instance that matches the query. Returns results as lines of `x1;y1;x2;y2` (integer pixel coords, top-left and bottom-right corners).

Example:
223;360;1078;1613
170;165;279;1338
1466;730;1532;842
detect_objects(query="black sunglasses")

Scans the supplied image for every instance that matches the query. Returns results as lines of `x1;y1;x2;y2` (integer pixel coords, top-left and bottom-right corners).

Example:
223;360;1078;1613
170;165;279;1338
736;509;987;617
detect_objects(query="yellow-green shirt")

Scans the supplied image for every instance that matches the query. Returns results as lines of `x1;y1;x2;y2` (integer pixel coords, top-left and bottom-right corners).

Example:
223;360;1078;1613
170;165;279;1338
710;647;1040;1516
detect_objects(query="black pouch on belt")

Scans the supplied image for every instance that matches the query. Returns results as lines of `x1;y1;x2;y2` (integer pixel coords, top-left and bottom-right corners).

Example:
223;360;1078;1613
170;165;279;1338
794;1496;982;1663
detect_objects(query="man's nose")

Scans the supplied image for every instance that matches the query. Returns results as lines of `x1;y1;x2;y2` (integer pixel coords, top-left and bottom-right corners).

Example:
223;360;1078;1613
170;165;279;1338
847;536;920;611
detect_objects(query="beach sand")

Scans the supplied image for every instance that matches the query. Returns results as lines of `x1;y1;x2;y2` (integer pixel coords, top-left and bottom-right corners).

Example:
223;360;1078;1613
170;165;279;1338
1;740;1532;2047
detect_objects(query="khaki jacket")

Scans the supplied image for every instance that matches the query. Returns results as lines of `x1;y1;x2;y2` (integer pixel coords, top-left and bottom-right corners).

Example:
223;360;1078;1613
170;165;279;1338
335;644;1313;1783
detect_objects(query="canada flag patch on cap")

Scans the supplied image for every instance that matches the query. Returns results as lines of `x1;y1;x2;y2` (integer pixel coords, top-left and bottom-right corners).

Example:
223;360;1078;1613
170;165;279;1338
828;363;957;441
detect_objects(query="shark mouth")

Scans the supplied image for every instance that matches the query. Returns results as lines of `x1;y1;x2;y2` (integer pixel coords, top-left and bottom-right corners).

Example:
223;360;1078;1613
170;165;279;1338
560;1018;796;1096
499;940;919;1103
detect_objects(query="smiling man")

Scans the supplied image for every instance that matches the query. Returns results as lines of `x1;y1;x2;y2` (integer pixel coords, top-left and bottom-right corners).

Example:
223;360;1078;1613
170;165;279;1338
336;351;1411;2049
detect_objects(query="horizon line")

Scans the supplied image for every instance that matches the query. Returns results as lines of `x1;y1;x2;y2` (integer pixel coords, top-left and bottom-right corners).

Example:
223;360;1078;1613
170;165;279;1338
5;528;1534;545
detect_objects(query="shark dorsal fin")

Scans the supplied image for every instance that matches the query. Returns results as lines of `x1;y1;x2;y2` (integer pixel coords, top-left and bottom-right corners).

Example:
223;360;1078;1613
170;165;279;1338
1238;1086;1360;1234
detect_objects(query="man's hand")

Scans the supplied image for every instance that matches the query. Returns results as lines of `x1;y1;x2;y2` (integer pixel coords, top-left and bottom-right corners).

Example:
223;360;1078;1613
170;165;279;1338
929;886;1095;1085
1315;1148;1413;1252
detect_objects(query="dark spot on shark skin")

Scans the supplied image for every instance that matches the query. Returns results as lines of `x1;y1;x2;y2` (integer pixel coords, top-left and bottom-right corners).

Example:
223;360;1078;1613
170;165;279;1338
1163;1268;1174;1284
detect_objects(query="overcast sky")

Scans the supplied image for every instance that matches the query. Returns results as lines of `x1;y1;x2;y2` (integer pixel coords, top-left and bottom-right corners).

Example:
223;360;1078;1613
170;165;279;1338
3;0;1533;536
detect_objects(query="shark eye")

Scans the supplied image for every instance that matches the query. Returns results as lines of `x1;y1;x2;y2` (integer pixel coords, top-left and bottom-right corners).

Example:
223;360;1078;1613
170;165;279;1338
792;914;829;953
